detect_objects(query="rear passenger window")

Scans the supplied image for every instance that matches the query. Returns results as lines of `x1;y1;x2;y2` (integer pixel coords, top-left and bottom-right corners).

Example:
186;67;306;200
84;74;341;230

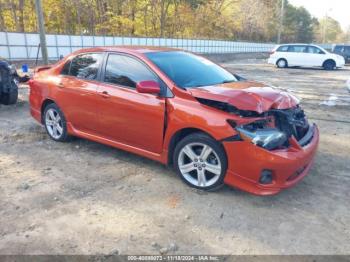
288;45;307;53
104;54;158;88
277;46;289;52
69;53;103;80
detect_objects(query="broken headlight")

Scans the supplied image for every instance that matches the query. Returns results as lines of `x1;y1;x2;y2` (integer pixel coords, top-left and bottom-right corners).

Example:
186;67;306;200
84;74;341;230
236;127;287;150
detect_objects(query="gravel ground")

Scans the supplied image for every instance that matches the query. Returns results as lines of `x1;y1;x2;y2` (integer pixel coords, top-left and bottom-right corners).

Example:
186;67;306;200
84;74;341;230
0;61;349;255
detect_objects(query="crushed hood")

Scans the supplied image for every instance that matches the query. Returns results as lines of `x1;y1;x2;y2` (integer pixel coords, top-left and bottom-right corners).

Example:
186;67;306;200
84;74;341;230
189;81;299;113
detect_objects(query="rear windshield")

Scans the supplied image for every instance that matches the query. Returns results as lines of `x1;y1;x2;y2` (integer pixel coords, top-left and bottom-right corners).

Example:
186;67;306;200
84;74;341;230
145;51;237;89
334;45;350;54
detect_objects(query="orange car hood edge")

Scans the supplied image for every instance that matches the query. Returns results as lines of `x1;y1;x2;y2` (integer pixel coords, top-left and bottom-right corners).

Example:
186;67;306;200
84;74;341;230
188;81;299;114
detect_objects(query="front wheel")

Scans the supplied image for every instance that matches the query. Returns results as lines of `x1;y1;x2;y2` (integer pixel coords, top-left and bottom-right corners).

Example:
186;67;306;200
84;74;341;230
173;133;227;191
323;60;336;70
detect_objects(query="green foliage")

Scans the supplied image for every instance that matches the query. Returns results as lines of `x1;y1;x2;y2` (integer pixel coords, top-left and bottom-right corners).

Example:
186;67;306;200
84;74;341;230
0;0;345;43
314;16;343;43
282;4;317;43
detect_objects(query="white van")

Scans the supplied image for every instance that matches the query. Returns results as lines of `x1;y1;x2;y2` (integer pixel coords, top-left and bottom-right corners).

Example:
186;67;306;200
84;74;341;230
268;44;345;70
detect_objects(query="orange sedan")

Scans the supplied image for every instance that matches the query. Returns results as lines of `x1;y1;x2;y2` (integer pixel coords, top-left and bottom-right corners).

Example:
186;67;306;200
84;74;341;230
29;47;319;195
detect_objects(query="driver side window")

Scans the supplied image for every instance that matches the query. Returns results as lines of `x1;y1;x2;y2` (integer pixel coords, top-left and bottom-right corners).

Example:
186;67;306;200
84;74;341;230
104;54;158;88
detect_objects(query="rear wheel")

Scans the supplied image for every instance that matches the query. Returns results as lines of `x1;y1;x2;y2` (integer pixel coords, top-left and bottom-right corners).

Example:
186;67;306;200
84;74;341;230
43;103;71;142
276;59;288;68
323;60;336;70
173;133;227;191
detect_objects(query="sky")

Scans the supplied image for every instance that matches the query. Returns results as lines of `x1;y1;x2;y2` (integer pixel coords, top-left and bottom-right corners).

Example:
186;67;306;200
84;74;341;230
289;0;350;30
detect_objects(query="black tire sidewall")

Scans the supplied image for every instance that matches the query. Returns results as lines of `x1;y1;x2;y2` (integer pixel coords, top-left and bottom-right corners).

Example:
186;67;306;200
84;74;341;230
324;60;335;70
43;103;70;142
173;132;227;191
277;59;288;68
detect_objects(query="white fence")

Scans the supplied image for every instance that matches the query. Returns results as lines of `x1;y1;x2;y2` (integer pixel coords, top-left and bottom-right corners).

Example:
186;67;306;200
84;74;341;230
0;32;334;61
0;32;277;60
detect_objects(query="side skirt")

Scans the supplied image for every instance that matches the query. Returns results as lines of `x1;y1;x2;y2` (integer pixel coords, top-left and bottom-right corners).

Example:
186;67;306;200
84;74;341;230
67;123;167;164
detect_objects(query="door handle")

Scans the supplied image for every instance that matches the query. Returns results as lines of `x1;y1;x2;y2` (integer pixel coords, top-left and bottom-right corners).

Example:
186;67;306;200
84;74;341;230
57;82;65;88
100;91;110;98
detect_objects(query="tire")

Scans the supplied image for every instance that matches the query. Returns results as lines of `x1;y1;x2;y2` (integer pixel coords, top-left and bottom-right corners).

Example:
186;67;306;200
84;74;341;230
323;60;336;70
1;87;18;105
0;66;18;105
276;59;288;68
43;103;71;142
173;132;227;191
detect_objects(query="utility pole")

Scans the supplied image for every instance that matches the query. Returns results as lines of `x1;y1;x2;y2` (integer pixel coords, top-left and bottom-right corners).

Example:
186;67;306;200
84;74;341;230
322;14;328;43
322;9;332;44
277;0;285;44
34;0;48;64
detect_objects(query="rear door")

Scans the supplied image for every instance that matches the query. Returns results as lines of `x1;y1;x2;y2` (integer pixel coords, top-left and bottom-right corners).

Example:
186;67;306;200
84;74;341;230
96;53;166;154
287;45;308;66
56;53;104;133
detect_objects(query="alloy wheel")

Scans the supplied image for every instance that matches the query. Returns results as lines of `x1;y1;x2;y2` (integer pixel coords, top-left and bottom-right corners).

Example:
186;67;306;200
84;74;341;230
178;142;222;188
45;108;63;139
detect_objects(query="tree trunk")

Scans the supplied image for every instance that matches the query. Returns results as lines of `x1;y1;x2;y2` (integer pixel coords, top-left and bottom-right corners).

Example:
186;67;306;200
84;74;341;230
18;0;25;32
10;0;20;31
0;0;6;31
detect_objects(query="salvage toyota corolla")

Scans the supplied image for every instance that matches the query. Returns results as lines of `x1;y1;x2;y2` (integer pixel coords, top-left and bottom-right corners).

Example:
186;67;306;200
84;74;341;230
29;47;319;195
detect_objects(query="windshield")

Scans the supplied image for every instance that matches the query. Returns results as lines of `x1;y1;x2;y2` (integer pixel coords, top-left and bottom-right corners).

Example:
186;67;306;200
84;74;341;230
146;51;237;89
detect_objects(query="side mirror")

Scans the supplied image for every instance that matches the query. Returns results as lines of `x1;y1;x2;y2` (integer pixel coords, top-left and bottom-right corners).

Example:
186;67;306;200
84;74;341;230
136;80;160;94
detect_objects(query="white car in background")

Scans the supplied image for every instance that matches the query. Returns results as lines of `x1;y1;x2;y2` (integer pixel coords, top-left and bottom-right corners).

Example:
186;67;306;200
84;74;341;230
268;44;345;70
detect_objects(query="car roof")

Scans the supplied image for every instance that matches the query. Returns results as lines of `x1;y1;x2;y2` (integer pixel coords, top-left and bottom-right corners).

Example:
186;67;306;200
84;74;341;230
279;43;315;46
71;46;181;55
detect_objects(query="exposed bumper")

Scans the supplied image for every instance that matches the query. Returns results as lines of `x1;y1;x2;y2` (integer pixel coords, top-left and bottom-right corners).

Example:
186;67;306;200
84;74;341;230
223;125;319;196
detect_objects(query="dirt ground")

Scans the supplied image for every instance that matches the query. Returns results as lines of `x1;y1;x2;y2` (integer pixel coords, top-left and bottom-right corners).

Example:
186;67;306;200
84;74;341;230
0;60;349;255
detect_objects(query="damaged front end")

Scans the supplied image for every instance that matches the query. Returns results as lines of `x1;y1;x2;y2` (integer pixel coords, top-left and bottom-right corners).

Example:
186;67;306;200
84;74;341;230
189;82;318;194
234;106;313;150
196;97;313;151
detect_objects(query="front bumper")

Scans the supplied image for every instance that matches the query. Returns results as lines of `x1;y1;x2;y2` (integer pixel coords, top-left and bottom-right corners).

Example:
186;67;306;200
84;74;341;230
223;125;319;196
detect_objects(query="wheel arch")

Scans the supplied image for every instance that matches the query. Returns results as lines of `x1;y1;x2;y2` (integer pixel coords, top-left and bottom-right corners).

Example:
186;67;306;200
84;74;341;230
167;127;218;166
322;59;336;67
41;98;55;123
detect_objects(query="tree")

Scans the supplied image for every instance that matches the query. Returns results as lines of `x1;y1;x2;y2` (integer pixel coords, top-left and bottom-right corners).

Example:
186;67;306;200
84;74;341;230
282;4;317;43
314;16;343;43
0;0;346;43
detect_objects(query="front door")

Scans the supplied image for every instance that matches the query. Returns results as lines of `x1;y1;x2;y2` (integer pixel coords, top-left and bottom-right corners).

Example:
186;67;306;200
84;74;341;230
96;53;166;154
305;46;326;67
